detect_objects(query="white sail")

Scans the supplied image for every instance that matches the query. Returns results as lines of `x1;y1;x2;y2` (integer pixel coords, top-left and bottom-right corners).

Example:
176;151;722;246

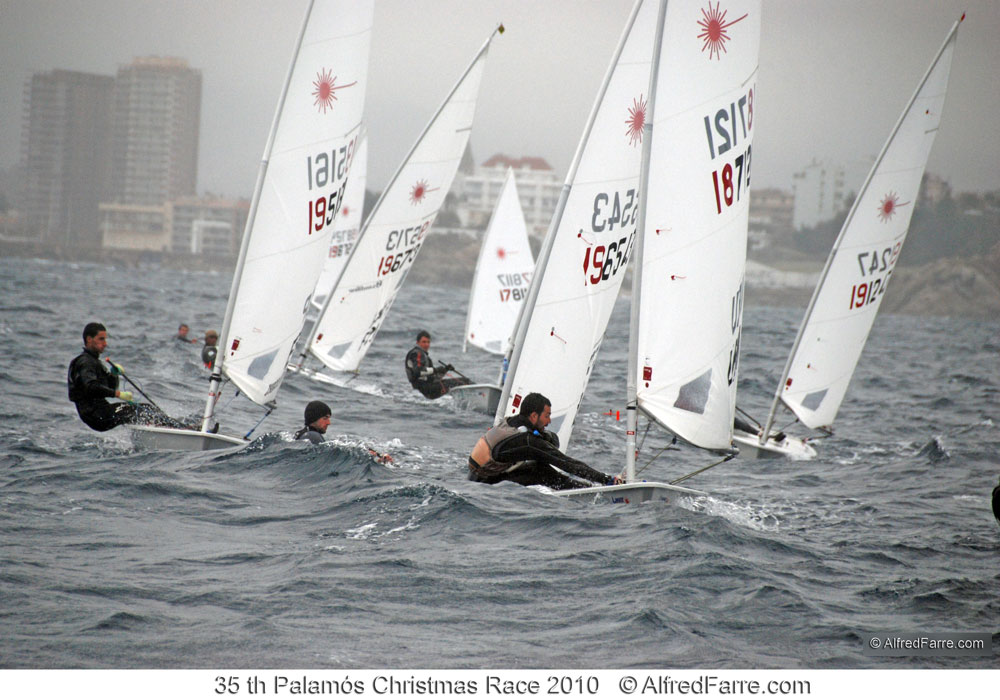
764;18;961;434
464;167;534;355
308;28;499;373
220;0;372;405
313;129;368;304
496;0;658;446
634;0;760;451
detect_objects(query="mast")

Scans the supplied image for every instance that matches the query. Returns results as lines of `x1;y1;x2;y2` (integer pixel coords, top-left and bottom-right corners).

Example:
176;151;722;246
495;0;647;425
201;0;317;432
758;15;964;445
304;24;504;364
624;0;668;482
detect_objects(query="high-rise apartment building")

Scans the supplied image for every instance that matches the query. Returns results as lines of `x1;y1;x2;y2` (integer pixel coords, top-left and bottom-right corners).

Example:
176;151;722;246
110;56;201;206
20;69;114;250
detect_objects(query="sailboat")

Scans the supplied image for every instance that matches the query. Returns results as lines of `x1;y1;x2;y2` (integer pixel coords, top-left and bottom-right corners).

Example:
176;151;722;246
129;0;373;451
496;0;760;503
734;16;963;460
294;26;501;389
449;167;535;414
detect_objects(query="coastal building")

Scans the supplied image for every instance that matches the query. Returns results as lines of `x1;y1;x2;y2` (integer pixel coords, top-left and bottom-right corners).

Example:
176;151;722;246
99;202;168;252
791;158;868;230
748;187;793;250
459;154;560;238
20;69;114;251
109;56;201;207
168;196;249;257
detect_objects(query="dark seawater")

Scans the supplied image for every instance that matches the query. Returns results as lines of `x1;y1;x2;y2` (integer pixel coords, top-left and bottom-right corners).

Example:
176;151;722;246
1;257;997;669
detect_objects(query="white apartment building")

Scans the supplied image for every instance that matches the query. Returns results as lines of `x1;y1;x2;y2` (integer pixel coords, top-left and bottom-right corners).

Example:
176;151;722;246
791;157;870;230
460;154;561;238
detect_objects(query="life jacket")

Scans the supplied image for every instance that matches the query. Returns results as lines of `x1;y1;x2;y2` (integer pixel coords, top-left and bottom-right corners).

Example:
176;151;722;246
469;420;530;477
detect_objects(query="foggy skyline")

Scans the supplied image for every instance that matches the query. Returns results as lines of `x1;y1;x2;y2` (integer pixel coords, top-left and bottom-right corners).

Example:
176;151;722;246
2;1;997;202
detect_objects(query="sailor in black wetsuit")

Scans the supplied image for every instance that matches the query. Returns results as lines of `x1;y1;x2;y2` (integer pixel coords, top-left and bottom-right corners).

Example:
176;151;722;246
468;392;620;490
404;330;470;399
294;401;332;444
68;322;185;432
294;399;394;463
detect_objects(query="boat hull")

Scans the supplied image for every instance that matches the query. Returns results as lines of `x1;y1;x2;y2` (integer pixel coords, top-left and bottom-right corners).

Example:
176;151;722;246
128;425;247;452
554;481;706;504
448;383;501;415
286;364;382;396
732;429;817;460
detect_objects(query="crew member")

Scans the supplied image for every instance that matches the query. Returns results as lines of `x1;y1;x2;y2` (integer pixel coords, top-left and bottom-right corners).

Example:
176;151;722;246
294;400;393;463
175;323;197;344
68;322;185;432
404;330;470;399
468;392;620;490
295;400;333;444
201;329;219;369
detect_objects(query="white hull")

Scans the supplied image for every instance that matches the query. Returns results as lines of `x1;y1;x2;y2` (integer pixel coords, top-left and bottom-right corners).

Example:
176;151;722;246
732;429;817;460
286;364;383;396
448;383;501;415
554;481;706;505
128;425;247;452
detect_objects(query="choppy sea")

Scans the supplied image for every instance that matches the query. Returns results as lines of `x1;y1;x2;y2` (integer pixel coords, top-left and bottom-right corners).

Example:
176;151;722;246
1;256;997;669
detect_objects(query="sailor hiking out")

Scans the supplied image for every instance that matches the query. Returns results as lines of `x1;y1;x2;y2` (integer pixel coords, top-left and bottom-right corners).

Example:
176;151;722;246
468;392;620;490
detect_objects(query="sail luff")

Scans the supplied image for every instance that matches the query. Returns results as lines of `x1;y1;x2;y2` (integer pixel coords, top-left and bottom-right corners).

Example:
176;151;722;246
760;16;963;441
201;0;318;431
625;0;668;483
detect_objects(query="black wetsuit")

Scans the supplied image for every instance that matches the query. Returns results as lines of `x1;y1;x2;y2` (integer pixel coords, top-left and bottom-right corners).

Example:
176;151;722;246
404;345;470;399
468;415;613;490
67;347;184;432
294;426;325;444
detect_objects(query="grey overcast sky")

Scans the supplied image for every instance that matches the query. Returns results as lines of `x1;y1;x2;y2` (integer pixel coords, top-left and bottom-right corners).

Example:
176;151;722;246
2;1;997;199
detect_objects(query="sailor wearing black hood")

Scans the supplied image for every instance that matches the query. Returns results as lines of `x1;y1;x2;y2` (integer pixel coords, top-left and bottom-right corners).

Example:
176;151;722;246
294;400;331;444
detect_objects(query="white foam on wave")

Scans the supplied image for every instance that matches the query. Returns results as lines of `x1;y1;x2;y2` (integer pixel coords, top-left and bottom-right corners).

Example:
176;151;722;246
684;495;782;532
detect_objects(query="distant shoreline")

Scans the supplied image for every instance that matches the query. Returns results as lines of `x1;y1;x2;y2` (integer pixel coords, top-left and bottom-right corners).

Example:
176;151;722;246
4;233;998;320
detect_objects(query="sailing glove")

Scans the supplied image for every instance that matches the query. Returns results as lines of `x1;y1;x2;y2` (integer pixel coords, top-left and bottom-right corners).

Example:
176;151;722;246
109;362;124;375
118;391;134;402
